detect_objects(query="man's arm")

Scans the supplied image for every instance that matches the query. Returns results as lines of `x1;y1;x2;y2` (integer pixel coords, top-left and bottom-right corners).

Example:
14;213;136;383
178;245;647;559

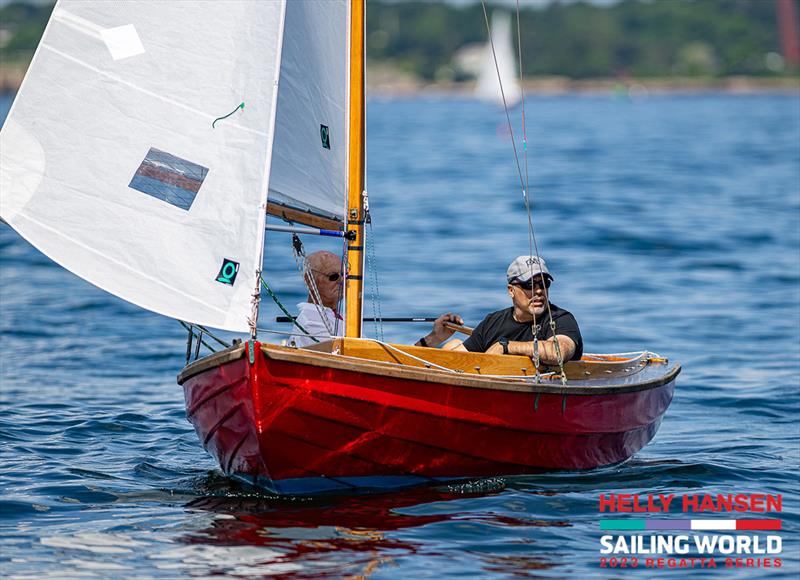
415;313;464;348
485;335;576;364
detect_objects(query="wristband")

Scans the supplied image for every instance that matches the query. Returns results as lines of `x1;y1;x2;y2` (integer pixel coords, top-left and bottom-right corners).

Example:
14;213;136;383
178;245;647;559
499;337;509;355
417;336;429;347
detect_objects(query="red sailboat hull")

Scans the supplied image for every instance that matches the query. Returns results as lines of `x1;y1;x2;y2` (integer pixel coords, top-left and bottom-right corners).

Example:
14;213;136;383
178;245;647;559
180;341;678;495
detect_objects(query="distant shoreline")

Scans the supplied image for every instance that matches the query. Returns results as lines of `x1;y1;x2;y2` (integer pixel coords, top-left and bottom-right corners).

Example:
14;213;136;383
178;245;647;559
369;75;800;97
1;61;797;96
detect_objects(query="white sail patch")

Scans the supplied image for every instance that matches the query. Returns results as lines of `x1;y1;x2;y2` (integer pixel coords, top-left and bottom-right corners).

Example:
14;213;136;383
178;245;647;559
53;9;145;61
100;25;145;61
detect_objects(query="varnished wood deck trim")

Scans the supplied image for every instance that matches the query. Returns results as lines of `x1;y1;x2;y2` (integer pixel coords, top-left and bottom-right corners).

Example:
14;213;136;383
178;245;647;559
261;341;680;395
177;344;246;385
177;340;680;395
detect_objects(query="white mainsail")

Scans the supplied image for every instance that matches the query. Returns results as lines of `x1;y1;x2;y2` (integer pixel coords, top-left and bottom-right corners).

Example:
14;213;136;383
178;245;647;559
475;10;521;108
0;0;352;333
269;0;350;224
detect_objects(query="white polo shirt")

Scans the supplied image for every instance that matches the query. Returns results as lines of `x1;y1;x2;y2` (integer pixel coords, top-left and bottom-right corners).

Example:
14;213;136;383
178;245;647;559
290;302;344;348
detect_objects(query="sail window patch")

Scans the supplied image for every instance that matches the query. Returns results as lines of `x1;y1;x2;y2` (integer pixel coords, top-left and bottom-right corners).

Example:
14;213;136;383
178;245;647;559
129;148;208;211
320;125;330;149
216;259;240;286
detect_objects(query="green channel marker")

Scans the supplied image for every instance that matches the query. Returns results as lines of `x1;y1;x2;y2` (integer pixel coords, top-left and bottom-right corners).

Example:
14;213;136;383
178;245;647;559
601;520;647;530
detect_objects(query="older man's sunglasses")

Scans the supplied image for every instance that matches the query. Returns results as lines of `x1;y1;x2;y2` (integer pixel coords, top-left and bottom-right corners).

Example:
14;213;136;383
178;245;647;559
310;269;343;282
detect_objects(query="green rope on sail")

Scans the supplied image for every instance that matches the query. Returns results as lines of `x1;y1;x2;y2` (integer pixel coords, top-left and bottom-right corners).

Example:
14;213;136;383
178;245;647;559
260;276;319;343
212;102;245;128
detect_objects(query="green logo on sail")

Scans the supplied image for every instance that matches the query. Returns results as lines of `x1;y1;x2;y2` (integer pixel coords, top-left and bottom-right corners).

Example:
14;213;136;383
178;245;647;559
320;124;330;149
216;259;239;285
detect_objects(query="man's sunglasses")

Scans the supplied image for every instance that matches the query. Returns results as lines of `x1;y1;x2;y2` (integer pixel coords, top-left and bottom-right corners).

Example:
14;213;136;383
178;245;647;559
310;269;343;282
511;277;551;290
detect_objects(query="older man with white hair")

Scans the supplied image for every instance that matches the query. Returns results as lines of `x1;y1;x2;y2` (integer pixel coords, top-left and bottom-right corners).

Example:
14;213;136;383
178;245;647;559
290;250;345;348
416;256;583;363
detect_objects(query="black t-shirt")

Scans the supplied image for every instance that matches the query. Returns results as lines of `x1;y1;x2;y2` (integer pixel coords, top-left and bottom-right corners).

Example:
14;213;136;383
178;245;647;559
462;304;583;360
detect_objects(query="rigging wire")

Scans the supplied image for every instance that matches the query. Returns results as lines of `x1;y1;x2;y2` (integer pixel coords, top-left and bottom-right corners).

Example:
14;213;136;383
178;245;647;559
180;321;218;361
364;198;385;341
291;234;336;337
335;233;347;338
480;2;525;193
482;0;567;384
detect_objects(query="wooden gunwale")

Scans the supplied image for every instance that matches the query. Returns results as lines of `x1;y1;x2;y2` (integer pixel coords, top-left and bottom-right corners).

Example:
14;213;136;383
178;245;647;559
308;338;651;379
178;341;680;395
178;344;246;384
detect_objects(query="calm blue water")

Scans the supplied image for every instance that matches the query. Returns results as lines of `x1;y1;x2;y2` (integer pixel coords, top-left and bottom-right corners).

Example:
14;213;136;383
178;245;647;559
1;90;799;578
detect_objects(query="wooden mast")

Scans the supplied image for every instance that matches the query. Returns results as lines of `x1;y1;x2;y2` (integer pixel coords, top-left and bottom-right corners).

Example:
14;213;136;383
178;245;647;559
345;0;366;338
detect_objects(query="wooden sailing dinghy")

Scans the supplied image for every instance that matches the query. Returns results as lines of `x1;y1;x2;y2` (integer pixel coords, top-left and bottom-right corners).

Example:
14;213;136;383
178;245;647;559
179;340;678;495
1;0;679;495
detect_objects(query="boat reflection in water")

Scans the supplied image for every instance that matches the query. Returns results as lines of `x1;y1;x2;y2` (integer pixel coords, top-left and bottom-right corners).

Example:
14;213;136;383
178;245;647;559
178;481;565;578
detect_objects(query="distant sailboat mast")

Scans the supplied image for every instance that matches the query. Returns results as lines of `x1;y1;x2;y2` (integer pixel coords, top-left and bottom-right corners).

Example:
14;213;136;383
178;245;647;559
475;10;522;107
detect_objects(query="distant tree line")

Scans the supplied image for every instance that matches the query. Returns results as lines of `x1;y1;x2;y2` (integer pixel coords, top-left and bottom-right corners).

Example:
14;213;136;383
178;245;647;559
1;0;796;79
367;0;794;79
0;1;52;57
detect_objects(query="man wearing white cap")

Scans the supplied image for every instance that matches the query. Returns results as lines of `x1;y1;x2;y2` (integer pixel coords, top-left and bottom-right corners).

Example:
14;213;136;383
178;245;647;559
416;256;582;363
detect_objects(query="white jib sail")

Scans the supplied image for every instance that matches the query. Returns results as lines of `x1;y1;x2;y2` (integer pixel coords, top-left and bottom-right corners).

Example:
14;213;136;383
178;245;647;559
476;10;522;108
269;0;350;224
0;0;287;332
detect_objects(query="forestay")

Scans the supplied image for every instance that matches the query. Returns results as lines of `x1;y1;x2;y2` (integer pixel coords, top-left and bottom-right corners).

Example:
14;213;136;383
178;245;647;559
269;0;350;225
0;0;286;332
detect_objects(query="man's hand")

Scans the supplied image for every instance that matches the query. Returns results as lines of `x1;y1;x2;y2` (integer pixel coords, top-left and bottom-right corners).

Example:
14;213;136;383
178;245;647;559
417;313;463;347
